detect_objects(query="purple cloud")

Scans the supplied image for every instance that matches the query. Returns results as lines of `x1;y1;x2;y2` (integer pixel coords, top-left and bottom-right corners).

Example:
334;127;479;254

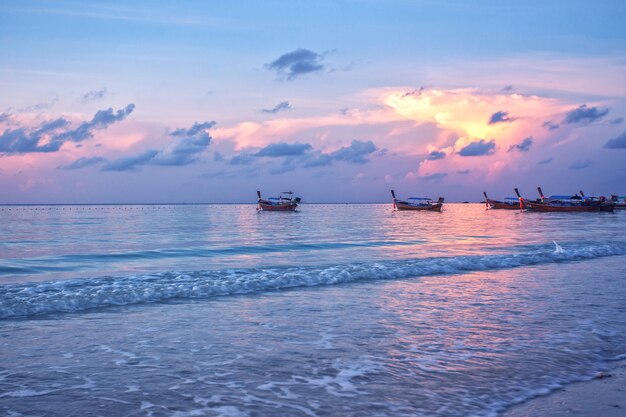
603;130;626;149
261;101;292;114
508;136;533;152
427;150;446;160
330;140;377;164
542;120;559;130
82;88;107;103
488;111;517;125
254;142;312;157
55;104;135;143
0;104;133;154
59;156;106;170
563;104;609;124
267;49;325;80
102;120;214;171
569;159;592;170
458;139;496;157
421;172;447;181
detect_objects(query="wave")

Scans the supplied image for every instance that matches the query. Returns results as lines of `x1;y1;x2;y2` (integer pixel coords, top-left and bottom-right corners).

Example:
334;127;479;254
1;241;625;319
0;239;428;275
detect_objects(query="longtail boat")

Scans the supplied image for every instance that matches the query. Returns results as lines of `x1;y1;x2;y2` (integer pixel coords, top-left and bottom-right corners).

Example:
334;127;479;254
391;190;444;211
610;195;626;209
257;191;301;211
483;191;522;210
520;187;615;212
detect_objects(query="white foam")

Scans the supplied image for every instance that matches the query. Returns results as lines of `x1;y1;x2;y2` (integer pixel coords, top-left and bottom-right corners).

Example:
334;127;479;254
1;241;625;319
298;358;380;397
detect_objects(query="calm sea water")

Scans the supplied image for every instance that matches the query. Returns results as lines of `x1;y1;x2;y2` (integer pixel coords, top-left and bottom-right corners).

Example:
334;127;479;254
1;204;625;416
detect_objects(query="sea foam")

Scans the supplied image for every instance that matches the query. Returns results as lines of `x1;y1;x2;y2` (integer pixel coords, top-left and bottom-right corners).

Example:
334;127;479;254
1;241;625;319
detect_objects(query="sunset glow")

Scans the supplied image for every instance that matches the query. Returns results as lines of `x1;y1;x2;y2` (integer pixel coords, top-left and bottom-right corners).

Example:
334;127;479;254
1;1;624;203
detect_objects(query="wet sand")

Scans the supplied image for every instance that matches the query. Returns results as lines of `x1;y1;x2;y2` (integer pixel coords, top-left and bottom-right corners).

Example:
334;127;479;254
502;360;626;417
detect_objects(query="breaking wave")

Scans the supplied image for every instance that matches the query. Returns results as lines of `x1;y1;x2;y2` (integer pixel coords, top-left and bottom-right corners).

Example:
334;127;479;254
2;241;625;319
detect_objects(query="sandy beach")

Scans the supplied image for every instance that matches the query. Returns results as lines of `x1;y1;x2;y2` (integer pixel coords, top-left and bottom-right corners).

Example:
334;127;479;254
502;360;626;417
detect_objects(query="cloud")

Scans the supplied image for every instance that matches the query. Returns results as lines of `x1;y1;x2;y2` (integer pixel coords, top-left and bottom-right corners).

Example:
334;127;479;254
268;159;298;175
152;128;213;166
19;95;59;112
421;172;447;181
254;142;312;157
603;130;626;149
58;156;106;170
261;101;292;114
488;111;517;125
538;157;553;165
102;150;159;171
0;113;9;123
213;151;224;161
329;140;377;164
427;150;446;160
458;139;496;156
609;117;623;125
82;88;107;103
457;169;471;174
54;104;135;143
569;159;592;170
0;116;72;153
227;139;378;171
542;120;559;130
170;121;216;137
302;154;333;168
501;85;514;92
508;136;533;152
267;48;325;80
102;120;214;171
229;153;254;166
563;104;609;124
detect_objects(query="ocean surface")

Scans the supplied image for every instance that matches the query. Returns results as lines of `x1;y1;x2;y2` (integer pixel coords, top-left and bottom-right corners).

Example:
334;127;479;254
1;203;625;417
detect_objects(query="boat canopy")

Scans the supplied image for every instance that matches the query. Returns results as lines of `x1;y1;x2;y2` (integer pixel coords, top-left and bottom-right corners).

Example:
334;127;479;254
548;195;581;200
503;197;518;202
408;197;432;201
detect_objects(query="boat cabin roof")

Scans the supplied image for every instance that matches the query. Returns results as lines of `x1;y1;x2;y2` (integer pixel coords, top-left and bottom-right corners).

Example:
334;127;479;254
408;197;432;201
548;195;582;200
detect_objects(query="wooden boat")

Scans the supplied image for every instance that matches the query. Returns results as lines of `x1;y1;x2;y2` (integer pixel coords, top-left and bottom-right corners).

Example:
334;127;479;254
483;192;522;209
610;195;626;209
520;187;615;212
391;190;444;211
257;191;300;211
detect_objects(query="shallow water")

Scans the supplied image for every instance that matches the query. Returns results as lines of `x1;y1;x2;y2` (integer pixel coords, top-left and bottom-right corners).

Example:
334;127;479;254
1;204;625;416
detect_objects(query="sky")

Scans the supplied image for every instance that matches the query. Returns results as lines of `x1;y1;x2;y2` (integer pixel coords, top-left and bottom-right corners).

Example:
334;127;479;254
1;0;625;203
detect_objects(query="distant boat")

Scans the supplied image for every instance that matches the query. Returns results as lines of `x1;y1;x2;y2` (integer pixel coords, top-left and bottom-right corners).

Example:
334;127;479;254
483;191;521;210
257;191;301;211
610;195;626;209
391;190;444;211
520;187;614;212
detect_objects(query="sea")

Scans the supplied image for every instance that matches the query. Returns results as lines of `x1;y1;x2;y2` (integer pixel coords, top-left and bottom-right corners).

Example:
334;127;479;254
1;203;625;417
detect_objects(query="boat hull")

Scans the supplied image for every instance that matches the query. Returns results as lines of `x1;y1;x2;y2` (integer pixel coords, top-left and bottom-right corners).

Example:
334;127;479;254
258;202;298;211
395;201;443;212
486;199;522;210
523;199;615;212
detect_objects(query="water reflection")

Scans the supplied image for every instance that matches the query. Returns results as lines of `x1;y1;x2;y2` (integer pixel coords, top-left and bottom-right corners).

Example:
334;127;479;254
0;204;623;284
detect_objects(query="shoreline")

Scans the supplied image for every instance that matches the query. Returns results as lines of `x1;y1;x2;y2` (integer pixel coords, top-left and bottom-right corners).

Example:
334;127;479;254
501;359;626;417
